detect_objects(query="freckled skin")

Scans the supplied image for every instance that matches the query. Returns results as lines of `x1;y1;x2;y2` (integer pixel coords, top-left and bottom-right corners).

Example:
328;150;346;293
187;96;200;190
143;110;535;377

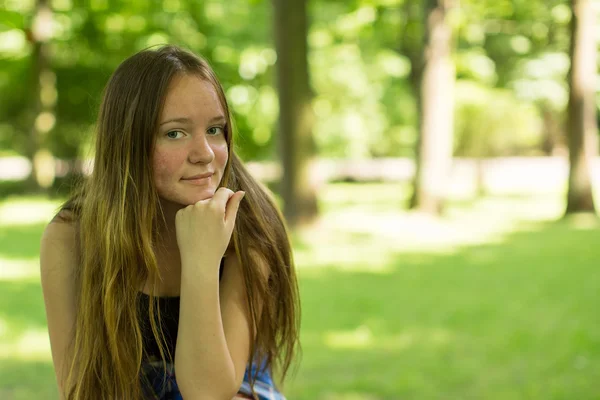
152;74;229;210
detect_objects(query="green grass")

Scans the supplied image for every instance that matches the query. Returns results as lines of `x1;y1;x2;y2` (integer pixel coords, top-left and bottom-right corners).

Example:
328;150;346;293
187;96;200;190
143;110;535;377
1;184;599;399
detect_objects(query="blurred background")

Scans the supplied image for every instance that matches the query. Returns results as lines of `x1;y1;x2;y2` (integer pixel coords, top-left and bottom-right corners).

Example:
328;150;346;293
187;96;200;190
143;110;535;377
1;0;600;399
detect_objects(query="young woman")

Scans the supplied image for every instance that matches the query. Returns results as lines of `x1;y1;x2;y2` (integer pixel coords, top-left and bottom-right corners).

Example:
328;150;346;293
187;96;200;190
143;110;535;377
40;45;301;400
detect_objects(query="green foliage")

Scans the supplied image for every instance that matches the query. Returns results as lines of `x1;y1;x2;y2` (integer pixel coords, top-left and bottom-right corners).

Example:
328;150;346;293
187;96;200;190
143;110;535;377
309;1;419;159
454;81;544;157
510;51;570;111
0;0;277;161
456;0;571;87
0;0;590;163
2;0;426;161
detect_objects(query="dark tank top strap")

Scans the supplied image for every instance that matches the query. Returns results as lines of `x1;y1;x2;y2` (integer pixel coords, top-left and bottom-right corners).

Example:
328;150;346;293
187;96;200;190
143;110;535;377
139;256;227;362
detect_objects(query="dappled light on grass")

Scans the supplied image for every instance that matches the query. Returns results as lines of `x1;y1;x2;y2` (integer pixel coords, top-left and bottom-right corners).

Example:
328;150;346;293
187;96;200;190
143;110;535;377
0;223;48;261
562;212;600;230
0;328;52;362
0;197;62;266
0;316;6;337
0;197;62;225
324;325;373;350
0;258;39;281
0;196;58;390
294;187;572;274
324;325;454;351
321;392;381;400
1;185;599;399
285;183;600;399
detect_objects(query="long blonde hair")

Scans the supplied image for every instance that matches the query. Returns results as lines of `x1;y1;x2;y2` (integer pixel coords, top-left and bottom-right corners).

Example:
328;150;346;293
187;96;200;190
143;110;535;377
58;45;300;399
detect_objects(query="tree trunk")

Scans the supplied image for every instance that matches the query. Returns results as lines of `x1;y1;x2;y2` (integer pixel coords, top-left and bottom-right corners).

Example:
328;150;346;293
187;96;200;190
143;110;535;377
398;1;425;209
540;102;565;156
272;0;318;228
26;0;56;192
565;0;598;215
411;0;455;214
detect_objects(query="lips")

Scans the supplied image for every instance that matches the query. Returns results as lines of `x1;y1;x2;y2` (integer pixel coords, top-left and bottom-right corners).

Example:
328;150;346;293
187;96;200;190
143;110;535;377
182;172;213;180
180;172;214;187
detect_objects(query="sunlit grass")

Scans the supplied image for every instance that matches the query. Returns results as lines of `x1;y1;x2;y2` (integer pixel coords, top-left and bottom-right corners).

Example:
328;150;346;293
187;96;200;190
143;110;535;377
0;197;63;225
293;185;590;277
0;328;52;361
0;183;599;399
289;184;600;399
0;259;39;280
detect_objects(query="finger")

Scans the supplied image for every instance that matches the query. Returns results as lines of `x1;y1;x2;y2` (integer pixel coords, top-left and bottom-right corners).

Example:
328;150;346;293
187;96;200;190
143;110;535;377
224;191;245;226
211;187;234;209
177;203;193;216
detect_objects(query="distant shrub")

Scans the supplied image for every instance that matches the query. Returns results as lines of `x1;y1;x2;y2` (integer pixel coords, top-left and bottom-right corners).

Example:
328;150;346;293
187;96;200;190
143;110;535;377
454;80;544;157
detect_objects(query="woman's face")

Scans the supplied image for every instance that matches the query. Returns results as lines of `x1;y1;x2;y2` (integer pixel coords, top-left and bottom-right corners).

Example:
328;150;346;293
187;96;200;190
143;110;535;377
152;74;229;208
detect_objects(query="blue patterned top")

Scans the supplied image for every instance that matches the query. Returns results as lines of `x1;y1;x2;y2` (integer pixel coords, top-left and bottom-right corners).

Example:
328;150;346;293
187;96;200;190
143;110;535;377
137;258;286;399
140;357;286;400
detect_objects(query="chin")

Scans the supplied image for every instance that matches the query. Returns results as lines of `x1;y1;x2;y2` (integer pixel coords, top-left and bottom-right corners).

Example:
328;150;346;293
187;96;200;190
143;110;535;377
159;193;213;210
185;191;215;204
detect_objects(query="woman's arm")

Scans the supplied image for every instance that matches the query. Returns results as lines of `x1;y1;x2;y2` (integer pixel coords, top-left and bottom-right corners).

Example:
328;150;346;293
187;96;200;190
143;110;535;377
175;249;267;399
40;219;78;400
175;253;239;399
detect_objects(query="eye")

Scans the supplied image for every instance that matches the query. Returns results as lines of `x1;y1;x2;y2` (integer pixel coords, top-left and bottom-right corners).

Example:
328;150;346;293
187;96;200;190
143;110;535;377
207;126;225;136
166;130;184;139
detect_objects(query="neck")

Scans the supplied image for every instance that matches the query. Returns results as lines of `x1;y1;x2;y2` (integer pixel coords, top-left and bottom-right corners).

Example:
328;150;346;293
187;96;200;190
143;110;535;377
156;199;182;244
141;199;183;296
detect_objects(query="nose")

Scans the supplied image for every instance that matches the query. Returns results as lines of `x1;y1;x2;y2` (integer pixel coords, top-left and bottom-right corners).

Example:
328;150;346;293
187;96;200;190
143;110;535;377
188;133;215;164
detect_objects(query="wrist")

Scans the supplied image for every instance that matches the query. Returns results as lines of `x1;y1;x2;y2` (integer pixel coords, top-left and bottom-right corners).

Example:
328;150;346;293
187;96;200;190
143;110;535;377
180;256;222;277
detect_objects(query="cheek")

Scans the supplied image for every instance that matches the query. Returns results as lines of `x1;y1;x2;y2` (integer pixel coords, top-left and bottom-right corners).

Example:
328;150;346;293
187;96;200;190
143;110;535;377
214;143;229;169
152;148;183;183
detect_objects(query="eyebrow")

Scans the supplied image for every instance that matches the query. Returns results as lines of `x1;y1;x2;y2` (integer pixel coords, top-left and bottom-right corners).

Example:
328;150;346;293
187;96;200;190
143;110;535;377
159;115;227;126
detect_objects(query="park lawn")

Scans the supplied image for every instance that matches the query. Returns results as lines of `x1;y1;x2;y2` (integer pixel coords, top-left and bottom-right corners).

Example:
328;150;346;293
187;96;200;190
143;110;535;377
0;183;599;400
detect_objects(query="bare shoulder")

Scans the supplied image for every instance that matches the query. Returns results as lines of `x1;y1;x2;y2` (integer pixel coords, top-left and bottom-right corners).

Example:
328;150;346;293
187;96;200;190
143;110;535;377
41;210;78;272
40;210;79;307
44;210;77;238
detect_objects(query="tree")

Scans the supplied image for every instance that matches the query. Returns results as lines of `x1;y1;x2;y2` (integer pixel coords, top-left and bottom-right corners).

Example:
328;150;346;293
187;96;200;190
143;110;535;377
271;0;319;227
397;1;425;207
410;0;456;214
564;0;598;215
25;0;56;191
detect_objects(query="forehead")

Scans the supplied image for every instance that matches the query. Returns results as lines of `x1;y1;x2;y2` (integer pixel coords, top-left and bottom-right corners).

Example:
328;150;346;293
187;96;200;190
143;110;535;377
160;74;224;119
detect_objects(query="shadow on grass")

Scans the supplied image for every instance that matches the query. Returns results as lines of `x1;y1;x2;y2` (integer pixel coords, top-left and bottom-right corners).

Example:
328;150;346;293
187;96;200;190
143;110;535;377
0;223;47;260
0;181;30;198
0;359;57;400
0;210;598;400
0;279;48;336
287;219;600;400
317;182;410;213
0;175;82;199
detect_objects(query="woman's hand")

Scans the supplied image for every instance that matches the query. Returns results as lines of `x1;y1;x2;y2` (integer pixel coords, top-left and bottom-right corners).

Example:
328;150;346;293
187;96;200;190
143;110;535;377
175;187;245;269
